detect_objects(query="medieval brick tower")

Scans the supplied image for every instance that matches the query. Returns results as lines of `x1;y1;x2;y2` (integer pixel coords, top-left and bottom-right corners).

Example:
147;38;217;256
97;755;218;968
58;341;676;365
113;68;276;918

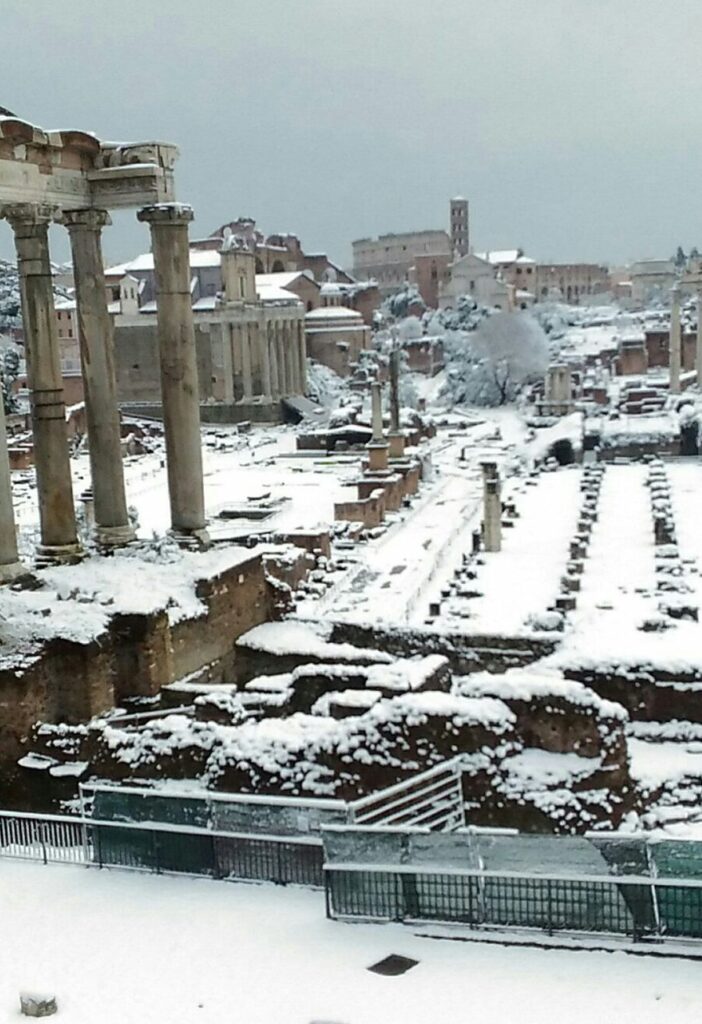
450;196;469;258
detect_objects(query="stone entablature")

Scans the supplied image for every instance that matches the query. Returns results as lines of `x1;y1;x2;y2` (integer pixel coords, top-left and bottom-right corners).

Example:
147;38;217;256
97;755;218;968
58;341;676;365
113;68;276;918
0;117;176;210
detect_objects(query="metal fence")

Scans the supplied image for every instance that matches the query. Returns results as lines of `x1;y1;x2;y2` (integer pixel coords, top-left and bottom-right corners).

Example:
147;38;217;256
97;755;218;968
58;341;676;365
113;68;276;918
347;758;465;831
325;865;702;941
0;810;323;887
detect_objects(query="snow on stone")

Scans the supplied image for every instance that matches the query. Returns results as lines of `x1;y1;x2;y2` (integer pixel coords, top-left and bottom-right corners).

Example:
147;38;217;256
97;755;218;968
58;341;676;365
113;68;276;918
455;668;628;719
459;468;581;634
503;748;599;786
238;620;392;662
628;738;702;790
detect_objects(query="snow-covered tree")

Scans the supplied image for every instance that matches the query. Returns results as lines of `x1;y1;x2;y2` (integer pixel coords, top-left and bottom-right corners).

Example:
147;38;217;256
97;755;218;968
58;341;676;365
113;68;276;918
444;311;549;407
383;285;425;319
1;348;19;415
398;315;422;341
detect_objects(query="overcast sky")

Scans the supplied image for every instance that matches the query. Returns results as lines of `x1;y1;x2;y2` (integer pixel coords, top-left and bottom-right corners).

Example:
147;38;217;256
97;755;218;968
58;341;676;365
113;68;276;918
1;0;701;269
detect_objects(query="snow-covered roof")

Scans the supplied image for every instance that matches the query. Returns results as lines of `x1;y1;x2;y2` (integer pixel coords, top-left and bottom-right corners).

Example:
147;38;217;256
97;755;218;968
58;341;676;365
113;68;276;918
256;271;316;290
475;249;521;266
256;283;303;305
106;249;222;276
304;305;361;321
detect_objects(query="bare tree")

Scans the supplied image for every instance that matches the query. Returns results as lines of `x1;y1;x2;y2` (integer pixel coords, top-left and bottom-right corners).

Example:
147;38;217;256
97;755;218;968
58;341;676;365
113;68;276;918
445;311;549;406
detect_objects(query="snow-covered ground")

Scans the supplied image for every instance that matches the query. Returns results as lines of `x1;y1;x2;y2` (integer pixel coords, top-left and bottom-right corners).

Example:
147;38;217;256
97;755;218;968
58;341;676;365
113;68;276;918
1;862;700;1024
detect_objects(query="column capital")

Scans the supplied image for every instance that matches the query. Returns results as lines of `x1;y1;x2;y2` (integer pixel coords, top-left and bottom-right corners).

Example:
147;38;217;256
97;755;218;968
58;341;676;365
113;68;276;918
62;208;112;232
138;202;194;226
1;202;58;229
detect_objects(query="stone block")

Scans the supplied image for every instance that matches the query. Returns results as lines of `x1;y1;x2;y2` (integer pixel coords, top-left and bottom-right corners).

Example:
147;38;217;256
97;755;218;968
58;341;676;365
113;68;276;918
20;993;57;1017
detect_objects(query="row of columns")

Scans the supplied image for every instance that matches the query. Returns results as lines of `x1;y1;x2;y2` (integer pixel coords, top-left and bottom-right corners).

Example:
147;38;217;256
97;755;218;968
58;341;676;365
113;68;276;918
234;318;306;403
247;318;305;401
0;201;208;575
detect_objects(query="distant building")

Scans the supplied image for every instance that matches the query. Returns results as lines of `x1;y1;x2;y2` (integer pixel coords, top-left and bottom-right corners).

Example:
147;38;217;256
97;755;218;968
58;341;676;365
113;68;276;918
439;252;512;310
629;260;676;307
353;228;451;301
534;262;609;304
352;197;469;304
304;306;371;377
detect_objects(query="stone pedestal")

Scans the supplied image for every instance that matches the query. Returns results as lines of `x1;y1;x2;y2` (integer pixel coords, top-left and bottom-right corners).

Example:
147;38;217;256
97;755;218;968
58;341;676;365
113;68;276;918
6;204;83;563
138;204;208;545
389;432;406;459
367;441;389;473
64;209;135;548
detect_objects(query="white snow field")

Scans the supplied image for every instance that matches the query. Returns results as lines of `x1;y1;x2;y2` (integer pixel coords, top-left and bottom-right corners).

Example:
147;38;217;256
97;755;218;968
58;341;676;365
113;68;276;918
0;862;700;1024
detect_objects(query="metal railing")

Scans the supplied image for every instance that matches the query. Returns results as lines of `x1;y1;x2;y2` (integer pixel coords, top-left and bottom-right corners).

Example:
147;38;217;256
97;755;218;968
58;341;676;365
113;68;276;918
0;810;323;887
347;758;465;831
325;864;702;941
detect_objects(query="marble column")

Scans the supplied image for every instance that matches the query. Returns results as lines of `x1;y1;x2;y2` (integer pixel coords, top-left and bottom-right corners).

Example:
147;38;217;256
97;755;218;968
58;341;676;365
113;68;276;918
669;283;681;395
285;323;297;394
5;203;83;562
241;323;253;401
389;347;401;433
268;323;280;398
297;320;307;395
259;320;272;398
481;460;502;552
0;401;25;581
137;204;208;545
276;324;286;396
367;380;388;472
370;381;384;441
64;209;135;547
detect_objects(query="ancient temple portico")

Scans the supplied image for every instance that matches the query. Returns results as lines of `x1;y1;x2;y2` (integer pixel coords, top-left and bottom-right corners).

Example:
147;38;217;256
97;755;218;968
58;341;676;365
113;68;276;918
0;113;209;567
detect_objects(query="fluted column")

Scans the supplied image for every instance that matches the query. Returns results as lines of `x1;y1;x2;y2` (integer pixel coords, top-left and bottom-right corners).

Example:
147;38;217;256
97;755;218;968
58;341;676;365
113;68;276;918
241;323;253;400
259;320;272;398
276;323;286;395
137;204;208;545
63;209;135;547
669;283;681;395
297;319;307;395
285;323;297;394
5;203;82;562
268;322;280;397
0;401;24;581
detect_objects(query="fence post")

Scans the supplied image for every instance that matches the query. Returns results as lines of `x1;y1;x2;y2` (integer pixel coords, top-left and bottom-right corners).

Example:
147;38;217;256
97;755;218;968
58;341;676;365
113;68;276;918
39;822;47;866
95;825;103;869
81;816;90;867
546;878;553;936
153;831;161;875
